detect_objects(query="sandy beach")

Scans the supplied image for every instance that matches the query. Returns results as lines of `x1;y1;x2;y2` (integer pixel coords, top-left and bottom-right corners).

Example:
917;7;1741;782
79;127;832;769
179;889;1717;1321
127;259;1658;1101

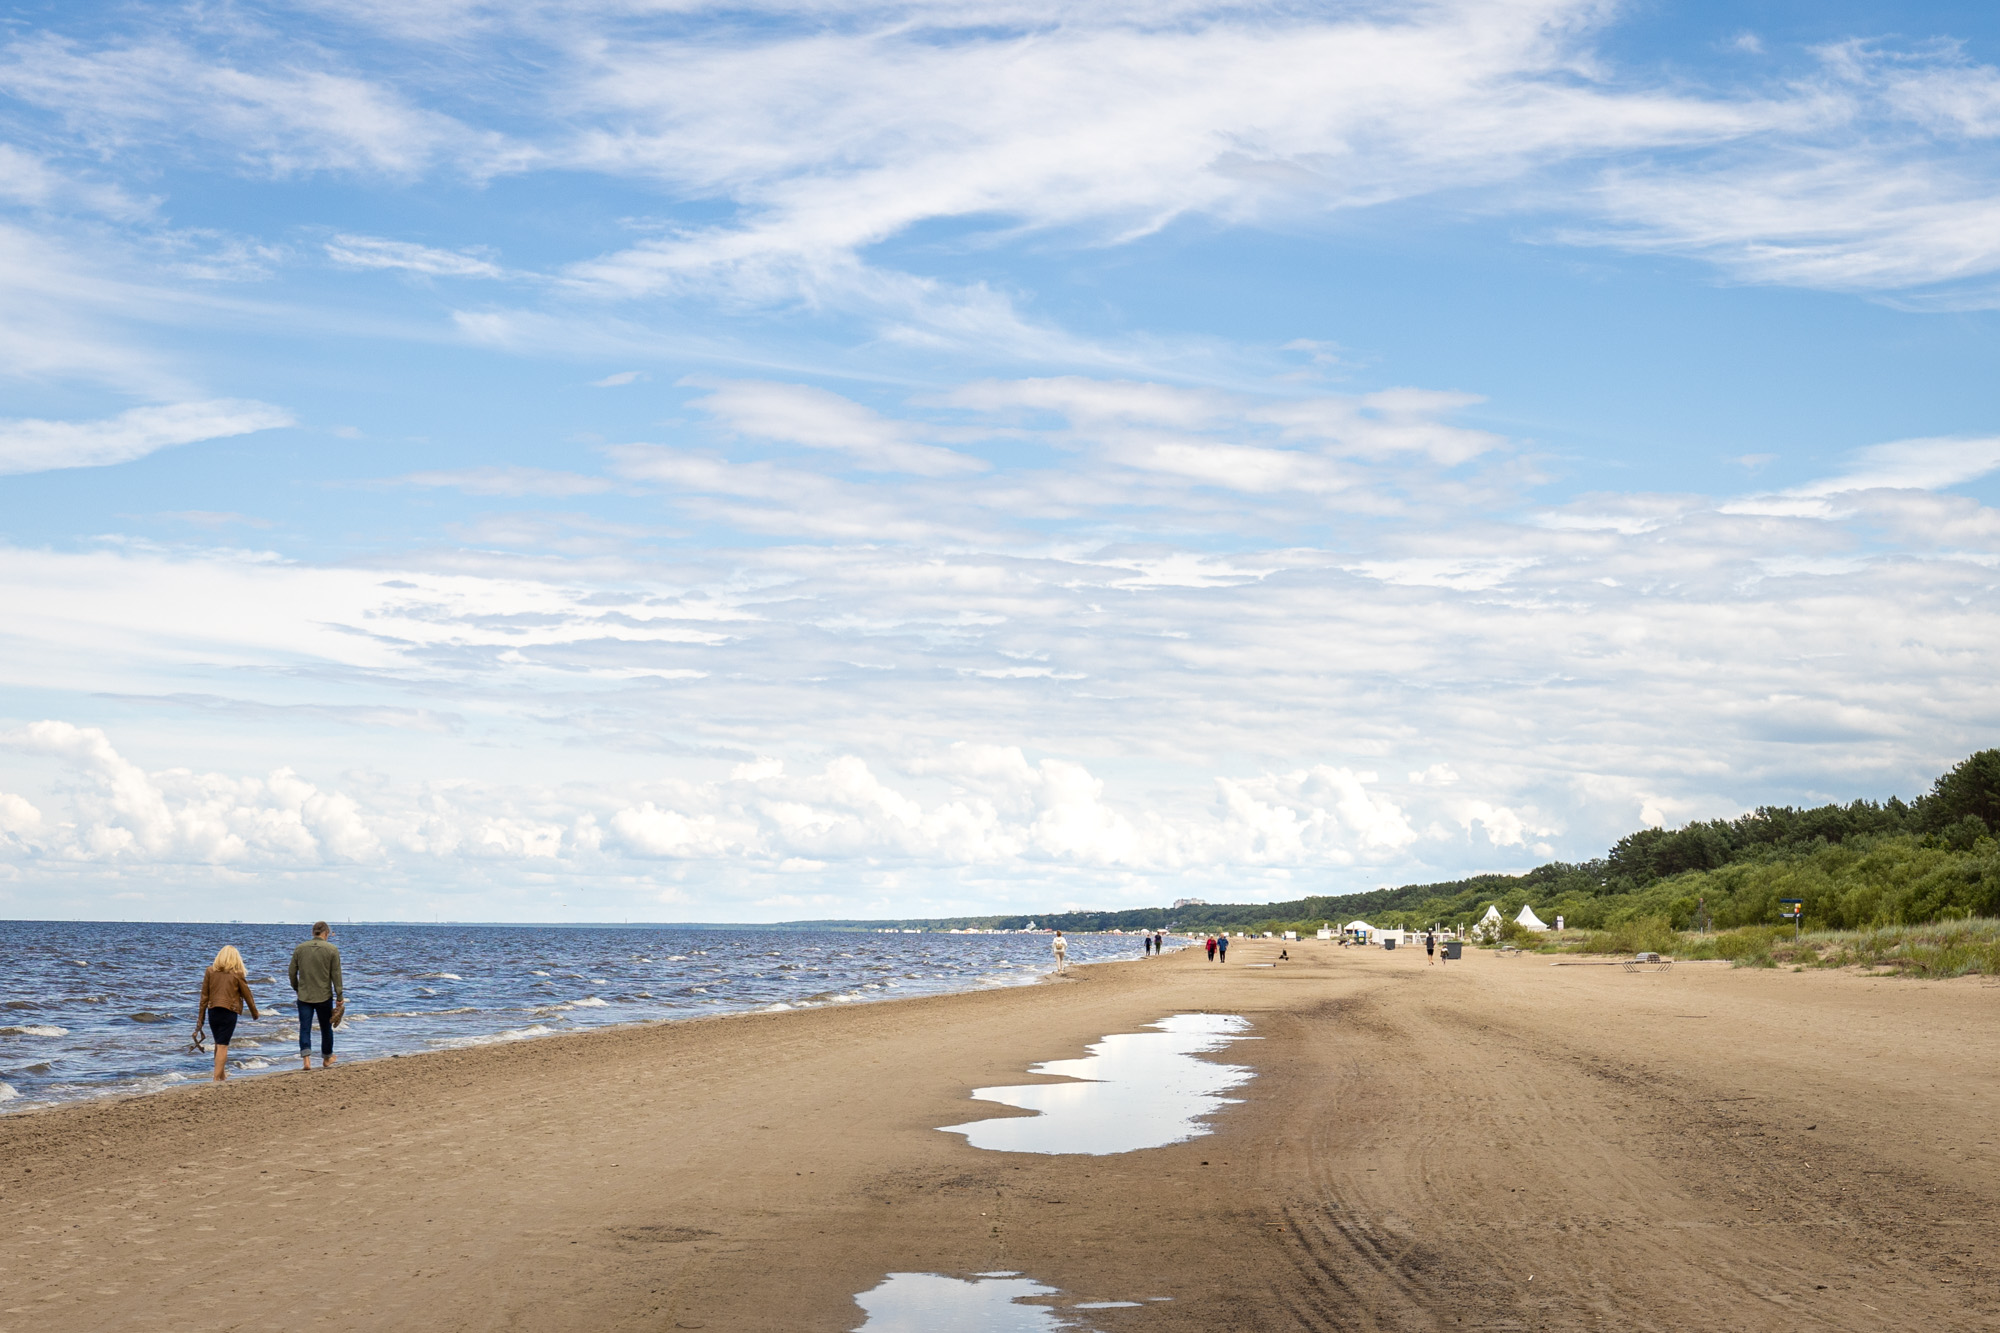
3;941;1996;1331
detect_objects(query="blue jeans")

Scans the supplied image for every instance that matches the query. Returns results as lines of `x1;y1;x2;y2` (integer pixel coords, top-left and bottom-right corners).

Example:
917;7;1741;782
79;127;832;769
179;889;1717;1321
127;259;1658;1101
297;999;335;1057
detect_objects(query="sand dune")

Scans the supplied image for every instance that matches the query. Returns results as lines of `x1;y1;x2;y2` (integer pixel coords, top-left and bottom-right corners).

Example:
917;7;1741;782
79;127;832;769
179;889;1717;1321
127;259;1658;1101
3;942;1995;1330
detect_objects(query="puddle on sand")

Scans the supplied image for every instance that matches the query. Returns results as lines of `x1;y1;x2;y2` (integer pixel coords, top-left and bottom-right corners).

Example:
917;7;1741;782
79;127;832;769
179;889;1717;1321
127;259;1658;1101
851;1273;1146;1331
939;1013;1252;1155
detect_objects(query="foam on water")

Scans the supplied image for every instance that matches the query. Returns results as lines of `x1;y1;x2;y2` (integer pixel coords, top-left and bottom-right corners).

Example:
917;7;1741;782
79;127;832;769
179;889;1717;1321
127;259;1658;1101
940;1013;1253;1155
2;1025;70;1038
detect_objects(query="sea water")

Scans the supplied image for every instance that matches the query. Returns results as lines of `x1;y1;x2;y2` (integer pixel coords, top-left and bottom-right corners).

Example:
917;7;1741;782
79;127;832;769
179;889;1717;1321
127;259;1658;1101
0;921;1174;1112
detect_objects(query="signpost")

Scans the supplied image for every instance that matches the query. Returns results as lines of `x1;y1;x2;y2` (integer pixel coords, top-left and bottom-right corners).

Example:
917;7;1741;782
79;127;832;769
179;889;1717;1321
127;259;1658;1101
1780;898;1804;940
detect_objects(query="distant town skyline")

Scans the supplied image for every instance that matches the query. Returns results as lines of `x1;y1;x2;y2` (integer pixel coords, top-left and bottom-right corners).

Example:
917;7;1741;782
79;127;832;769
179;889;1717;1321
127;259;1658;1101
2;0;1997;922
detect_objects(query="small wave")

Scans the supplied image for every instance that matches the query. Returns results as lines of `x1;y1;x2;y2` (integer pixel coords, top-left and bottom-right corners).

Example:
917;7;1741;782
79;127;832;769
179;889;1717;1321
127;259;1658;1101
128;1012;170;1023
417;973;463;981
0;1082;18;1101
763;1003;793;1012
529;970;550;976
431;1023;555;1049
237;1058;271;1070
1;1025;69;1038
568;997;608;1008
3;1000;37;1010
665;955;687;962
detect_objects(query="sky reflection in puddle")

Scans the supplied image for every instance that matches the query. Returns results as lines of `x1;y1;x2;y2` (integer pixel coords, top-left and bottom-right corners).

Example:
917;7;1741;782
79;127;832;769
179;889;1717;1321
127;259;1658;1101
939;1013;1252;1155
851;1273;1145;1331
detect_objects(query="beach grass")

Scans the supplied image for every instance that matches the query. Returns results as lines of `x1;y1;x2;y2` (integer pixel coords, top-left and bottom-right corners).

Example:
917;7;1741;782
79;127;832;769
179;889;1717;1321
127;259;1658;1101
1536;916;2000;977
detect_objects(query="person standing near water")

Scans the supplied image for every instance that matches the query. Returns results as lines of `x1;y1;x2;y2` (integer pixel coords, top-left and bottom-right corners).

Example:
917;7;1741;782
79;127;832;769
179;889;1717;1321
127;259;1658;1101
194;946;260;1083
1051;930;1068;973
289;922;344;1071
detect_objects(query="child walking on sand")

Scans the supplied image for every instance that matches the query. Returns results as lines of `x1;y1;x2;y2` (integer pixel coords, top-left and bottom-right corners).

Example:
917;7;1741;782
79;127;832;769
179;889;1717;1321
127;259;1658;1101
194;946;260;1083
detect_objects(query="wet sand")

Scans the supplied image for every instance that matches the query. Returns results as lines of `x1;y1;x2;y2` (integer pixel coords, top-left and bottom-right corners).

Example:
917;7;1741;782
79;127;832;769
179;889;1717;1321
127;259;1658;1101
3;941;1996;1331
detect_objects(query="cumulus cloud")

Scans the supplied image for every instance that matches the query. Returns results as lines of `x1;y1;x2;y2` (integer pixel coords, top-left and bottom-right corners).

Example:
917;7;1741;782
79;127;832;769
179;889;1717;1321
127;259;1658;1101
0;399;293;475
0;723;1434;881
0;722;381;864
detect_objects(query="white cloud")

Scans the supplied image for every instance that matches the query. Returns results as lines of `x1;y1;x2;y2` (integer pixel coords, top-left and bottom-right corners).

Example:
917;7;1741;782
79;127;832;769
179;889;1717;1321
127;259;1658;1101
0;35;502;177
0;722;381;864
0;399;293;475
689;379;985;475
399;465;614;496
326;234;503;277
1722;435;2000;517
1791;435;2000;495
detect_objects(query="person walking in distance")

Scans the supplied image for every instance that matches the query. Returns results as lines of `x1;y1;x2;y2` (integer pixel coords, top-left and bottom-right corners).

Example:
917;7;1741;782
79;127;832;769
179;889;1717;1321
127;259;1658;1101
1154;932;1163;955
194;945;260;1083
1051;930;1069;974
1204;936;1217;962
289;921;344;1070
1424;928;1437;966
1217;934;1229;963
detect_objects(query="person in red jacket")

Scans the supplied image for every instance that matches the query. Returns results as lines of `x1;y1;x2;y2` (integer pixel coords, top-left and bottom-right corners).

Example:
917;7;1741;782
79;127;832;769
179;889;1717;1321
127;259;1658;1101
1204;936;1217;961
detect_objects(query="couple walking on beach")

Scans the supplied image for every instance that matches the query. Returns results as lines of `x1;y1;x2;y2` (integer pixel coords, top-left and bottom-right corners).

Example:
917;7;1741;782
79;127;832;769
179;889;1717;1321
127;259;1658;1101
1204;935;1228;962
192;922;347;1081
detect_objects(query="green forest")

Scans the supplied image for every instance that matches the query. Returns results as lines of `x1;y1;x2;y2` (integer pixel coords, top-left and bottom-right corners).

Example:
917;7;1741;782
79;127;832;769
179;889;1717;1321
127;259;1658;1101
796;749;2000;940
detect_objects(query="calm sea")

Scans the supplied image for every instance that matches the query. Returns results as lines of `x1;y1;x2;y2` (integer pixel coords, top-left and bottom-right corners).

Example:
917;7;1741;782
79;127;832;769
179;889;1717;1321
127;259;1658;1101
0;921;1178;1113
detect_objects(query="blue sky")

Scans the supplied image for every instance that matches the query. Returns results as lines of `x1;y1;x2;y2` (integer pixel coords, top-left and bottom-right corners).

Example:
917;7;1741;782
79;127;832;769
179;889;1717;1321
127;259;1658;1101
2;0;1997;922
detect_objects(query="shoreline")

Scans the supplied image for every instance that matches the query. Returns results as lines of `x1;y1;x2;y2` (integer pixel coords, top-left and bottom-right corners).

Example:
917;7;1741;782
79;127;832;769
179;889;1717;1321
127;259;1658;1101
1;922;1169;1117
5;941;1995;1331
0;950;1105;1124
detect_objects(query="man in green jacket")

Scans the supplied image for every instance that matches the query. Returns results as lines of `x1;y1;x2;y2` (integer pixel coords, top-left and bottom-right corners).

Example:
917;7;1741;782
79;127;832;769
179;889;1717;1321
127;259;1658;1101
289;922;345;1071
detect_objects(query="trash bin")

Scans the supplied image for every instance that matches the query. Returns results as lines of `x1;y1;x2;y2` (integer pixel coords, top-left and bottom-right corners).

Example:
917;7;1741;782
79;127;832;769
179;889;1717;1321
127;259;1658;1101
1383;938;1396;950
1443;941;1462;960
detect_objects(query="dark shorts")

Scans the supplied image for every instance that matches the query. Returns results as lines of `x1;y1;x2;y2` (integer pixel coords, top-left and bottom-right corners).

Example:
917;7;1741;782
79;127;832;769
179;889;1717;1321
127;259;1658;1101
207;1007;239;1045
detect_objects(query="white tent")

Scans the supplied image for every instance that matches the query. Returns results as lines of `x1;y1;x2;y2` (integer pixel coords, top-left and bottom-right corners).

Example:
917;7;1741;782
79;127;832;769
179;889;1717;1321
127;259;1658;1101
1344;920;1375;938
1515;904;1550;932
1472;904;1504;942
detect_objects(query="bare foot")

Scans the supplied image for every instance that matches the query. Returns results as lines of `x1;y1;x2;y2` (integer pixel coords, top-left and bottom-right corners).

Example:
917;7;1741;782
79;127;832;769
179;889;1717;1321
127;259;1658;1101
321;1055;336;1068
300;1056;313;1071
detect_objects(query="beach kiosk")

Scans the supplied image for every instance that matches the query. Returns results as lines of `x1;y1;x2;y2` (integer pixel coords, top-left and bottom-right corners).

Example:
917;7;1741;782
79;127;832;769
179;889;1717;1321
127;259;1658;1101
1344;920;1374;944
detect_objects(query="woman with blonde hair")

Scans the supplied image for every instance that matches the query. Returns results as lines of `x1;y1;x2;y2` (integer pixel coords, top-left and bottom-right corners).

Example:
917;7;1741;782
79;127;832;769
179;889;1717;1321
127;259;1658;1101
195;945;261;1083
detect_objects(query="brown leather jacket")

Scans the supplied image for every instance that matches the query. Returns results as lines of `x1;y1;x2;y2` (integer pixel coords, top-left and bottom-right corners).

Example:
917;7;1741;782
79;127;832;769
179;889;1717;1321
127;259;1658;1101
198;967;261;1018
